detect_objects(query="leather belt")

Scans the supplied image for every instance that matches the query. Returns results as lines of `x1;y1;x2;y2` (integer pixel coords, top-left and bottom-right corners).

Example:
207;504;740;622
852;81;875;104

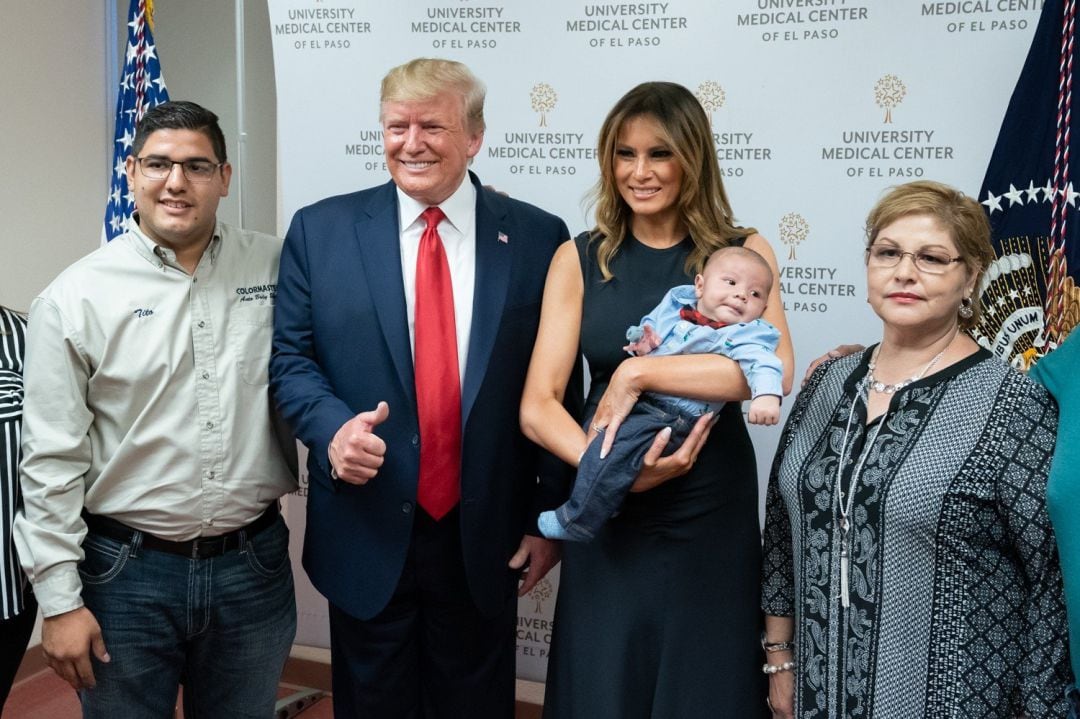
82;503;279;559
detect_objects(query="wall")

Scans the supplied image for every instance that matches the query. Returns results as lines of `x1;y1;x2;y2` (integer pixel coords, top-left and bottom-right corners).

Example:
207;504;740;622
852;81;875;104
0;2;111;310
0;1;278;311
150;0;278;237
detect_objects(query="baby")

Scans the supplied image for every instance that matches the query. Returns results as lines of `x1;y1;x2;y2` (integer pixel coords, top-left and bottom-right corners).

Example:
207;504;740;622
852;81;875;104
539;245;783;542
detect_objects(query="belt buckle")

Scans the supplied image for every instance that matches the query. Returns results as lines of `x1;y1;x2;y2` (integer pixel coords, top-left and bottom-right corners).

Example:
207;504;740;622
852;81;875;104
192;536;226;559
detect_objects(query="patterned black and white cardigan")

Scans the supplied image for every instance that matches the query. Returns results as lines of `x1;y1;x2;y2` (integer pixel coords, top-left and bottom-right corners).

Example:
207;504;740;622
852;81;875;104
762;346;1072;719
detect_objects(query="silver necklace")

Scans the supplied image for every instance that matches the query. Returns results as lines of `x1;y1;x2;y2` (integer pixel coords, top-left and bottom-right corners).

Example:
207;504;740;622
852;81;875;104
833;391;886;609
833;332;958;608
865;336;954;394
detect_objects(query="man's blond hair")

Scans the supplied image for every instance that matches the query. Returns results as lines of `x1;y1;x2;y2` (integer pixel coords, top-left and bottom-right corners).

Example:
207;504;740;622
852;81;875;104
380;58;486;134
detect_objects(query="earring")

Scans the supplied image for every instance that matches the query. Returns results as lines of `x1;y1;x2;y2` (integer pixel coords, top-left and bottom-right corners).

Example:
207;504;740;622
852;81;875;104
958;296;974;319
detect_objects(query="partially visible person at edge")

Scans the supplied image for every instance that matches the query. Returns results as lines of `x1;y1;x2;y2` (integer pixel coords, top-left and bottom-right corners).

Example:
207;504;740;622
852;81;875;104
520;81;794;718
0;305;34;711
14;101;297;718
761;180;1072;718
1030;328;1080;718
270;58;573;718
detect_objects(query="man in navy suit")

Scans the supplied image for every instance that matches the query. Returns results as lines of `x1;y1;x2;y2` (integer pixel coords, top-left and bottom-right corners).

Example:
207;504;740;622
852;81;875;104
270;58;572;717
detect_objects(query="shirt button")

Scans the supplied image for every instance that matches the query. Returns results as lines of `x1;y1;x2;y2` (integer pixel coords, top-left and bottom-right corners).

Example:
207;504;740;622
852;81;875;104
411;434;419;447
198;321;206;328
202;371;210;380
401;502;413;514
205;421;214;429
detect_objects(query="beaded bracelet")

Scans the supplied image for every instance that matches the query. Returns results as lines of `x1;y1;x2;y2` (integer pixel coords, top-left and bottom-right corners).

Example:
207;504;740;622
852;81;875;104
762;660;797;675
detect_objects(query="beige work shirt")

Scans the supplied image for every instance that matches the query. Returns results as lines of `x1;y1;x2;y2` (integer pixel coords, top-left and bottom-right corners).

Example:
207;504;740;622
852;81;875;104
14;217;296;616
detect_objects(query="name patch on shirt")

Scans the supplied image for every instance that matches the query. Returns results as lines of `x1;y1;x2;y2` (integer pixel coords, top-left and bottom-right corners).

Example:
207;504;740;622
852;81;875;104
235;283;277;304
132;308;155;318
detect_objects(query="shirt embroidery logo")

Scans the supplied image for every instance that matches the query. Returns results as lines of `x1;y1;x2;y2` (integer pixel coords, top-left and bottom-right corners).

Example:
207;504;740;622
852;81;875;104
235;283;277;303
132;308;154;318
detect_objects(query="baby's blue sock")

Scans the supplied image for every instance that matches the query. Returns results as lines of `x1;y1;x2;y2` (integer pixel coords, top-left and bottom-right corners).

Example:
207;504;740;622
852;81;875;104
538;510;571;540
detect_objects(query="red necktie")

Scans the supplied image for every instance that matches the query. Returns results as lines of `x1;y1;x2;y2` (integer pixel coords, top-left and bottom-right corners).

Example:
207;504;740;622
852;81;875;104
414;206;461;520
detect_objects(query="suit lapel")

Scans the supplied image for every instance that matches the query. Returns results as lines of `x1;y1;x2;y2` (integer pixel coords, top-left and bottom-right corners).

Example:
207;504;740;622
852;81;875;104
355;182;416;407
462;175;511;425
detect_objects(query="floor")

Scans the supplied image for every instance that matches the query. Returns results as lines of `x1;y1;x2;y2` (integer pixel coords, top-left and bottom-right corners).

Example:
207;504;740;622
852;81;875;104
4;670;334;718
5;670;542;718
5;648;542;719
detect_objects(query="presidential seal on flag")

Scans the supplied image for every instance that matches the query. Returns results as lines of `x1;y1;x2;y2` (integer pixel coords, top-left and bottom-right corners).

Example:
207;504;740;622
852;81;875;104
980;0;1080;364
976;0;1080;367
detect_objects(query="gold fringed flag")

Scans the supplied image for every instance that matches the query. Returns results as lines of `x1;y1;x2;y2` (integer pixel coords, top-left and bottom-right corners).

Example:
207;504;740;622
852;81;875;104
977;0;1080;366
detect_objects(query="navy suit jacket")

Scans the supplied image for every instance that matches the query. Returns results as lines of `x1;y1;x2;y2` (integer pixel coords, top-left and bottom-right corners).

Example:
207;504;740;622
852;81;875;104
270;172;574;620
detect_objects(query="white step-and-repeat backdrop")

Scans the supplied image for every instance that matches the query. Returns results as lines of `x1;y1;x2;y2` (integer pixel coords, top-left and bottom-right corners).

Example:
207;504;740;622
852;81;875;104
267;0;1041;681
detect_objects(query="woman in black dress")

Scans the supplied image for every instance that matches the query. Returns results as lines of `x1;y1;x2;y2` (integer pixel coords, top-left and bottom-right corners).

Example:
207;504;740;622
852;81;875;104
521;82;794;718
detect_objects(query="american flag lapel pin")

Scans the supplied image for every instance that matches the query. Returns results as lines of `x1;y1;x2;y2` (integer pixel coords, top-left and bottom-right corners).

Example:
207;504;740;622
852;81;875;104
497;231;509;244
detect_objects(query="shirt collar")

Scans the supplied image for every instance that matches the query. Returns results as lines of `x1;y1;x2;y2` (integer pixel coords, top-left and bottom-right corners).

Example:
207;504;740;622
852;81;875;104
125;214;223;269
396;174;476;235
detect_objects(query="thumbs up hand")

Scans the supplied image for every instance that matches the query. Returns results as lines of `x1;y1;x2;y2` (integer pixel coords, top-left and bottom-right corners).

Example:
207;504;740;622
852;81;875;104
329;401;390;485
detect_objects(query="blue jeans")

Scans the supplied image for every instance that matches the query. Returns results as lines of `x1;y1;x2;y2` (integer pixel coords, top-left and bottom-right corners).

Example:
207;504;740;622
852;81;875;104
77;515;297;719
1068;683;1080;719
553;395;695;541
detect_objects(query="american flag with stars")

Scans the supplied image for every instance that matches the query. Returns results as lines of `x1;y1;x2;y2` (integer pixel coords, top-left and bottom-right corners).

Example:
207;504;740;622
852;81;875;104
104;0;169;242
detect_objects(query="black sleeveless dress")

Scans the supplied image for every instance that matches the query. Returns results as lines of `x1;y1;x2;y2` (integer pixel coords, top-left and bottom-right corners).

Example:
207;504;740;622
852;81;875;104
542;233;768;719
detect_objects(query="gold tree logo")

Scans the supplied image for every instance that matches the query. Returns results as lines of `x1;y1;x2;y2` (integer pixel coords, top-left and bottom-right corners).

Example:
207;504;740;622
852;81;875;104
527;577;553;613
530;83;557;127
779;212;809;261
874;74;906;124
695;80;726;125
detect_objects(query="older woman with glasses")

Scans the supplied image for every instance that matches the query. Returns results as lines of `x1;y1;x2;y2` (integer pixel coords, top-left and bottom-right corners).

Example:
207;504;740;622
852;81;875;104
761;180;1073;718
